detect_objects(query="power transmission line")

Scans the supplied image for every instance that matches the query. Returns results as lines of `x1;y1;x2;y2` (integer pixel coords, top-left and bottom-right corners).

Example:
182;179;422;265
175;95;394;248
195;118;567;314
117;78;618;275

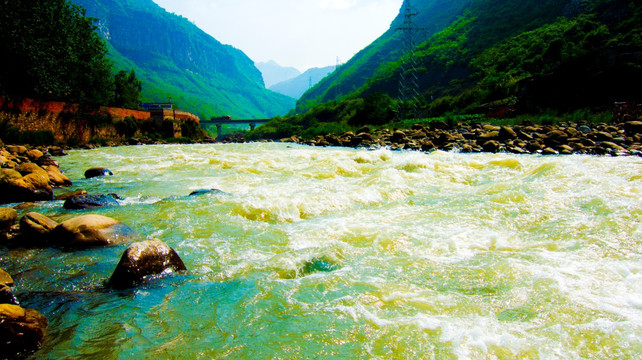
397;0;422;121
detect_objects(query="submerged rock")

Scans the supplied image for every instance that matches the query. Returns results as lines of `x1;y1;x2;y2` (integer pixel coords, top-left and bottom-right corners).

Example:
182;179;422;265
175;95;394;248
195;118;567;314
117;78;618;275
54;189;88;201
63;193;121;210
107;239;187;289
51;215;139;249
84;167;113;179
188;188;227;197
0;304;48;359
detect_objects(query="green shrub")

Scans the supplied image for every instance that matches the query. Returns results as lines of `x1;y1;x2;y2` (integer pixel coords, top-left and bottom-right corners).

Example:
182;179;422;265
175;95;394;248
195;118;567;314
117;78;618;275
20;130;55;145
88;137;110;146
115;116;140;137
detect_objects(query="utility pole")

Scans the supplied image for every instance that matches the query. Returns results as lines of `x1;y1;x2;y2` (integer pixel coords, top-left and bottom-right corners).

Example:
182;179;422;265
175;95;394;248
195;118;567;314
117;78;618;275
397;0;421;121
335;56;342;99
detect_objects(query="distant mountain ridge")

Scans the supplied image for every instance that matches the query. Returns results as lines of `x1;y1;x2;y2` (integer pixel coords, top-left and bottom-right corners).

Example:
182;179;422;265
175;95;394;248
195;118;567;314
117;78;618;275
270;66;335;100
256;61;301;88
71;0;295;119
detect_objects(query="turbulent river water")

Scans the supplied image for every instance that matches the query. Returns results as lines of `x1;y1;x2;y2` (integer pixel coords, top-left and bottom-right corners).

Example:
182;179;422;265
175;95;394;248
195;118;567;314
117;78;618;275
2;143;642;359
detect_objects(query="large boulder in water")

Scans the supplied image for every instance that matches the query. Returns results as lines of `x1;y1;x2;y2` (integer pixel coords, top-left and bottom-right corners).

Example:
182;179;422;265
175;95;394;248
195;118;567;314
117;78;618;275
0;304;48;359
0;268;18;305
51;215;139;249
84;167;113;179
108;239;187;289
63;193;121;210
18;212;58;246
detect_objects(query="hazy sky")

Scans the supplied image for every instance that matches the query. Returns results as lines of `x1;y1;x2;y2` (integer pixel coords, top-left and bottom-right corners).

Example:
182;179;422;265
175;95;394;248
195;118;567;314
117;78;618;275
152;0;403;72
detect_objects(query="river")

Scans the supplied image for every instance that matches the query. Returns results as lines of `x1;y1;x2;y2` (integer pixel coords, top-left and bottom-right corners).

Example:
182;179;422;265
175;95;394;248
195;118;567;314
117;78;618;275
2;143;642;359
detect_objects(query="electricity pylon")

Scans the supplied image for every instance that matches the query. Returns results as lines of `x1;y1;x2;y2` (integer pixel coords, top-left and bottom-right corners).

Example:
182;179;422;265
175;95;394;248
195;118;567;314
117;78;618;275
397;0;421;121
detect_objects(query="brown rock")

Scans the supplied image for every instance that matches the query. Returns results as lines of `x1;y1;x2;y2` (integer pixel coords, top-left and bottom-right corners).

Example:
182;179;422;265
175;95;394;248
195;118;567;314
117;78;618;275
108;239;187;289
542;147;560;155
0;208;18;231
482;125;500;132
51;215;140;249
5;146;27;155
0;304;48;359
593;131;614;142
0;268;18;305
545;130;568;145
625;121;642;135
600;141;627;152
20;212;58;240
558;145;575;155
25;150;43;161
479;131;500;141
391;130;408;144
14;163;46;177
44;165;72;187
0;167;54;204
54;190;88;201
482;140;501;153
498;126;518;141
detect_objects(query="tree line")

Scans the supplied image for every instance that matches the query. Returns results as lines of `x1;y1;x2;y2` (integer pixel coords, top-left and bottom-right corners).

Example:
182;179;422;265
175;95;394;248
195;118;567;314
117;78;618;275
0;0;141;108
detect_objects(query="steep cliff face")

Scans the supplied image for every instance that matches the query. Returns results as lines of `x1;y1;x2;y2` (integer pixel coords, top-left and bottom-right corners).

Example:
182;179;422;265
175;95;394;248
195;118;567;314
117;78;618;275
72;0;295;118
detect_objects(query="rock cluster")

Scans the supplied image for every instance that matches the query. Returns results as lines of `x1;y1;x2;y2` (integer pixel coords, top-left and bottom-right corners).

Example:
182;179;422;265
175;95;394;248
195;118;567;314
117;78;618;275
282;120;642;156
1;148;188;356
1;145;72;204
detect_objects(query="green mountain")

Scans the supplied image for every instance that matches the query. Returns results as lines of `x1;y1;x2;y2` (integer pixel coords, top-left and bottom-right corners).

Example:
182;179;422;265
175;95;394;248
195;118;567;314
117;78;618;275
297;0;642;115
270;66;335;100
71;0;295;119
296;0;471;112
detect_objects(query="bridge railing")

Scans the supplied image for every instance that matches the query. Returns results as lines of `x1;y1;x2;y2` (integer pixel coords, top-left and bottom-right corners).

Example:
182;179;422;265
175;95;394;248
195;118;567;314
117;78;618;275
200;118;271;136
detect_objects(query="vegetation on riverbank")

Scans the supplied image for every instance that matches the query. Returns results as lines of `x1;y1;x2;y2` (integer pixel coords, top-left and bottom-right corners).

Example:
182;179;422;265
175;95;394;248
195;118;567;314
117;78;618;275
299;0;642;116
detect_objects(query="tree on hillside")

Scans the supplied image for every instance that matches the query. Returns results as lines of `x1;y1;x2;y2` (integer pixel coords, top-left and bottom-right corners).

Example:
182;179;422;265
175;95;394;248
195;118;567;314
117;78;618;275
0;0;113;105
113;69;142;109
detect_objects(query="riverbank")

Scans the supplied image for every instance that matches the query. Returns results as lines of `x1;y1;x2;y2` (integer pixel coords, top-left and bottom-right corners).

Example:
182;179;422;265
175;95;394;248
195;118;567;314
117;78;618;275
279;119;642;157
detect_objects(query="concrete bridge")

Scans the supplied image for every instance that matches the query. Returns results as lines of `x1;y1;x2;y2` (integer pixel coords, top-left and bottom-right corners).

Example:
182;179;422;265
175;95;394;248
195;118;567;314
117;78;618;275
200;116;271;136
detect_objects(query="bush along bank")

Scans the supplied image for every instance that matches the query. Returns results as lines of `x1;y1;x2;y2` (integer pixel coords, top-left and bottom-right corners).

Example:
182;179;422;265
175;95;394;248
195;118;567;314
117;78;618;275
278;118;642;157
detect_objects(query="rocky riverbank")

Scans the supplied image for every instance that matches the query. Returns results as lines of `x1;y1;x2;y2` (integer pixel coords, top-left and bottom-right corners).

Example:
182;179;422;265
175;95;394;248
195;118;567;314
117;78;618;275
280;119;642;157
1;142;189;358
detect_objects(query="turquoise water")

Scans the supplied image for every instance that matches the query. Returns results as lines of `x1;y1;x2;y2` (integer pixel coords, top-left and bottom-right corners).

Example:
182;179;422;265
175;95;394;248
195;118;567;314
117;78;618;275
2;143;642;359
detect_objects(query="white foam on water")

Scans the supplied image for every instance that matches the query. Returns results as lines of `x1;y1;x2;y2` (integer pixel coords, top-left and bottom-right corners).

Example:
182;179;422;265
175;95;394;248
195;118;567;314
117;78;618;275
35;144;642;358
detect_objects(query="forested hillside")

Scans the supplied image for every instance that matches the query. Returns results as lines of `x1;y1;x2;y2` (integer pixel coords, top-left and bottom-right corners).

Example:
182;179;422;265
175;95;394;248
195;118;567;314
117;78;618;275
297;0;471;112
297;0;642;116
72;0;295;119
